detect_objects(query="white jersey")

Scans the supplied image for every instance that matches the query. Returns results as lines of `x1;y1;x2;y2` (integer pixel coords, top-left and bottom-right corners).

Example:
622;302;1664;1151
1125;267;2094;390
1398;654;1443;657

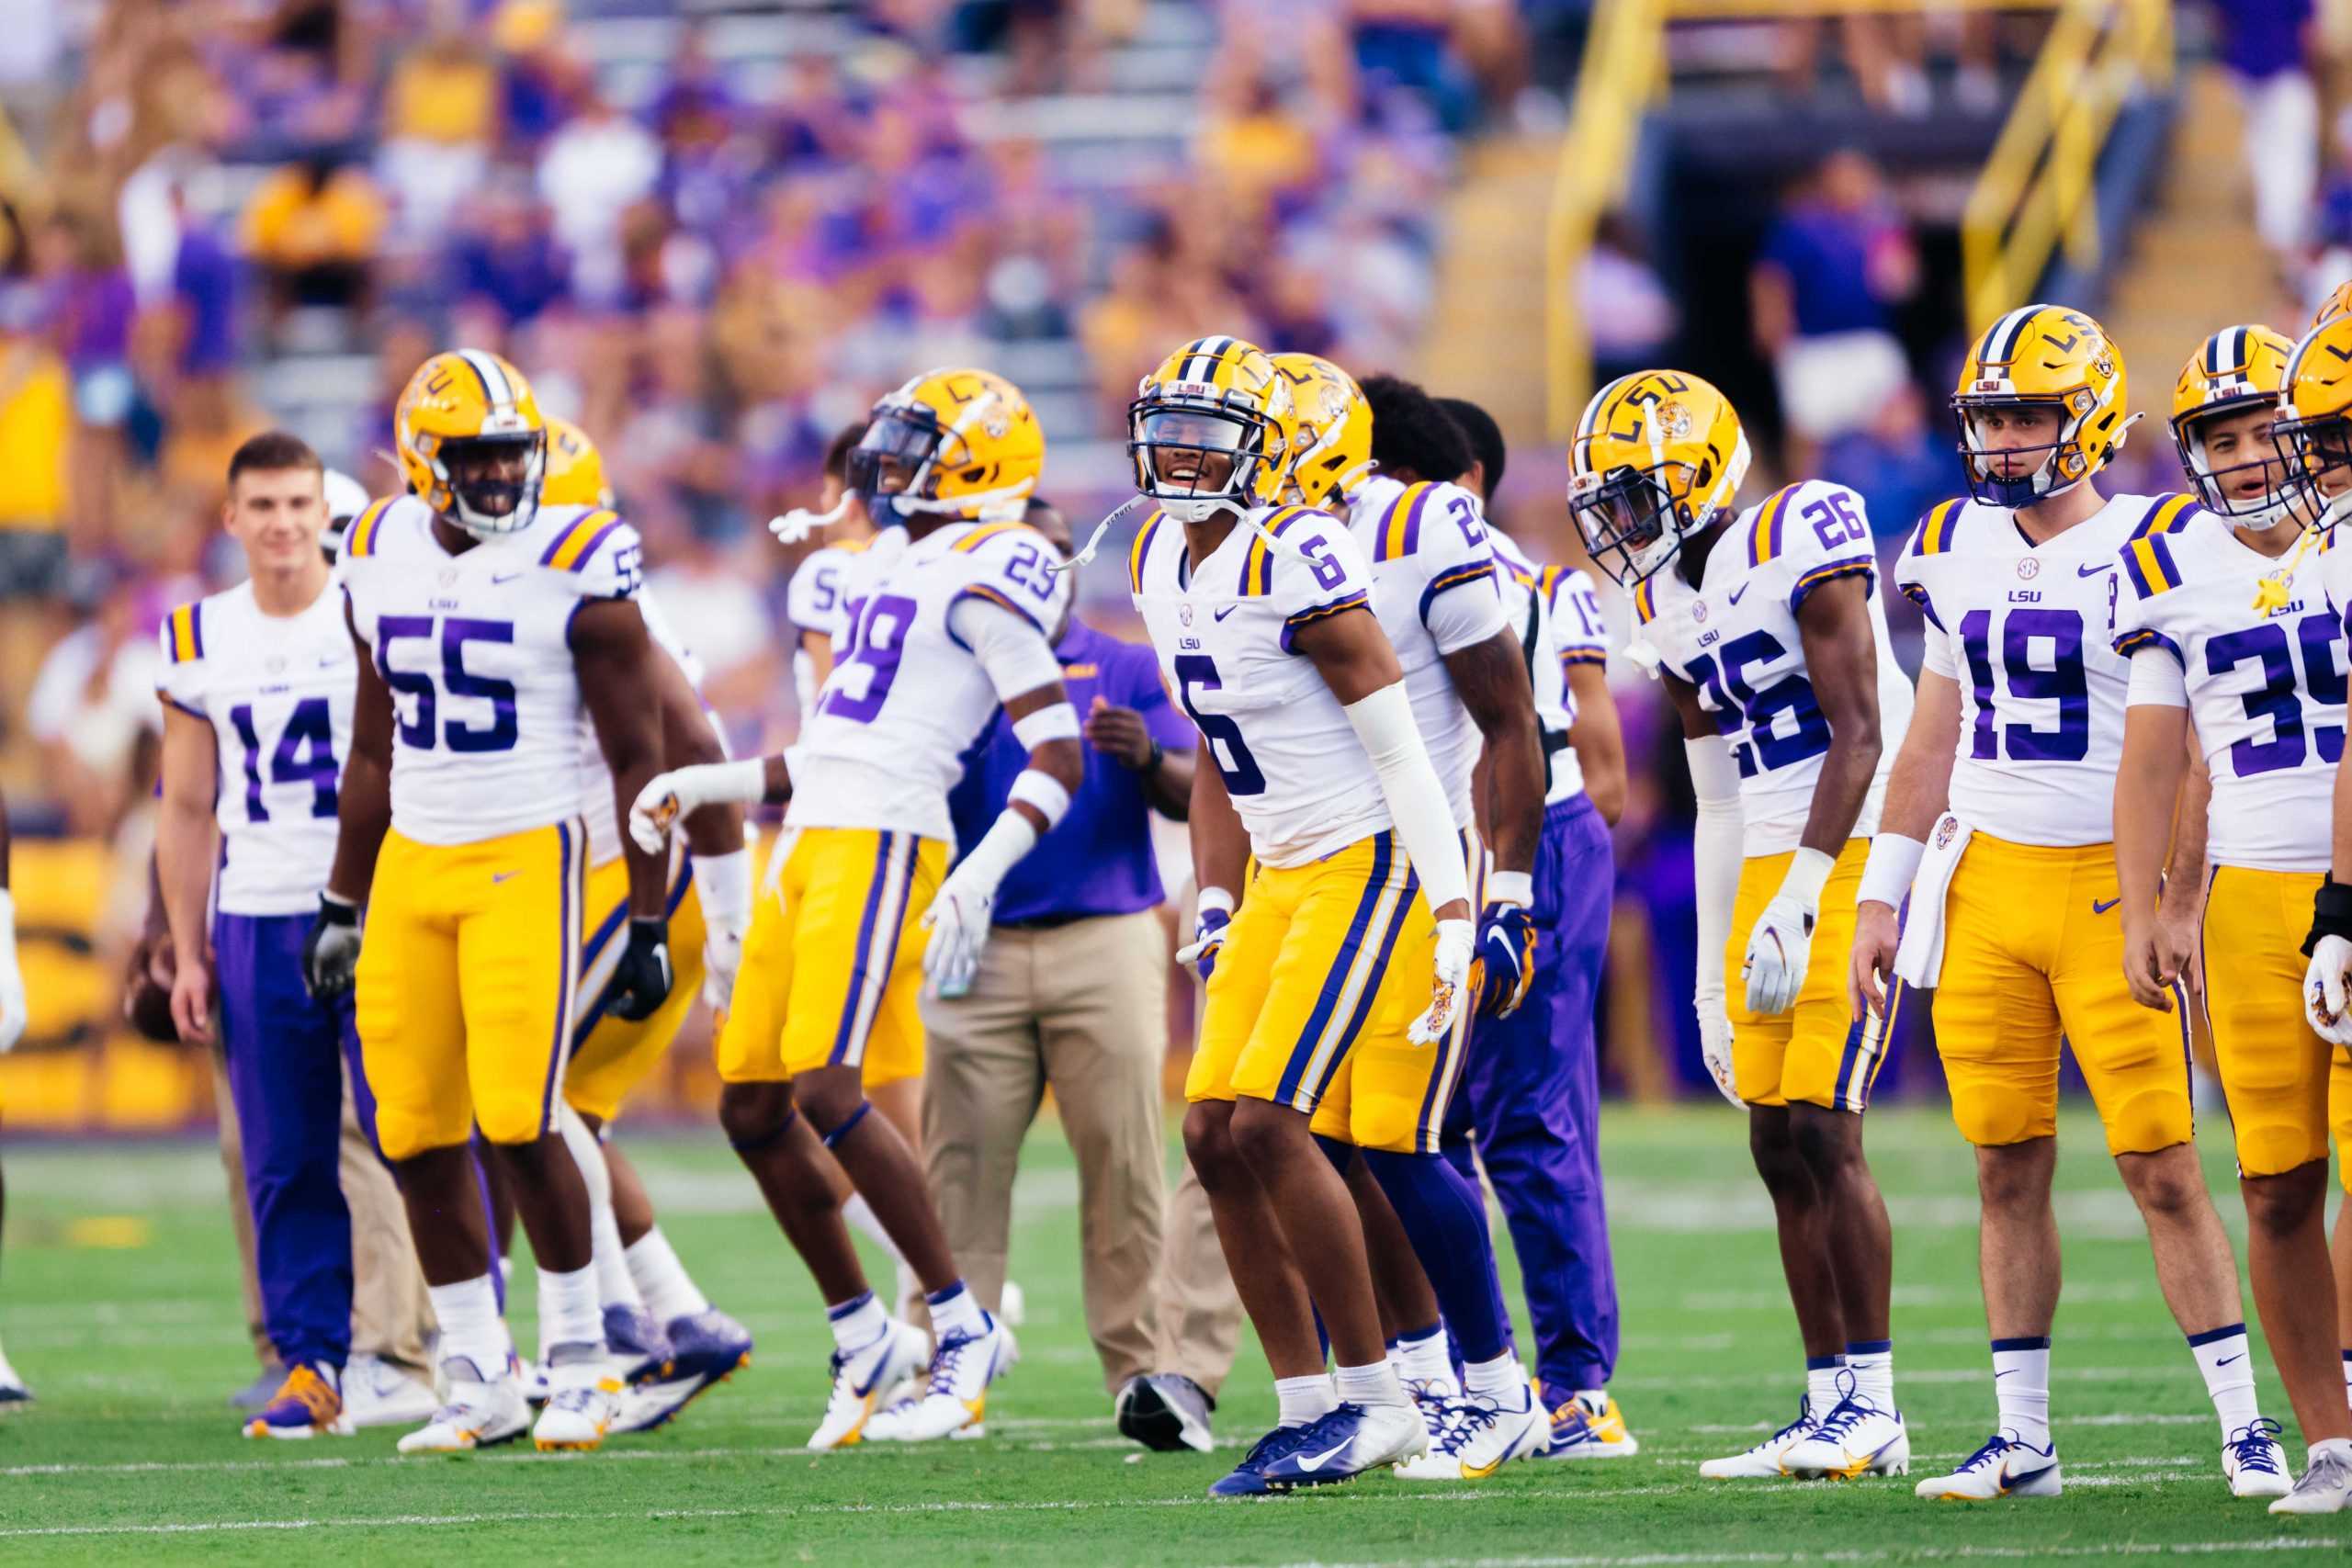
577;585;706;867
786;539;865;716
786;520;1070;844
1129;502;1389;867
1344;476;1509;827
2115;512;2346;874
154;579;356;917
1491;533;1607;805
340;494;643;847
1636;479;1910;855
1897;491;2180;849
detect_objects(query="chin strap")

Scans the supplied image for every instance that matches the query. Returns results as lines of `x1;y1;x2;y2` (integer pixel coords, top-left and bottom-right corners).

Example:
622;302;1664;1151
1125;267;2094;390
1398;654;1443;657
767;494;853;547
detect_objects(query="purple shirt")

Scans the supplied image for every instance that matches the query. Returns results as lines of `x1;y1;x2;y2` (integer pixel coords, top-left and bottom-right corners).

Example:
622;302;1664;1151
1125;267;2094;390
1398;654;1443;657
946;618;1193;926
2215;0;2312;80
1758;205;1895;338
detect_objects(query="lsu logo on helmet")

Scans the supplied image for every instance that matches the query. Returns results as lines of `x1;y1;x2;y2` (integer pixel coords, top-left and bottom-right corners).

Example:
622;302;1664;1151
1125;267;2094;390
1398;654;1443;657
2170;325;2299;531
541;417;614;511
1566;368;1749;587
1270;352;1374;510
1129;336;1299;523
395;348;548;536
2312;279;2352;333
850;367;1045;526
1951;304;2131;509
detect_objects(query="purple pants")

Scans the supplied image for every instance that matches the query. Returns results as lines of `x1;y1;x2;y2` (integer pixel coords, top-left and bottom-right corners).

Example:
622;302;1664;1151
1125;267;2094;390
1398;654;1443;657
214;910;361;1371
1453;794;1620;1392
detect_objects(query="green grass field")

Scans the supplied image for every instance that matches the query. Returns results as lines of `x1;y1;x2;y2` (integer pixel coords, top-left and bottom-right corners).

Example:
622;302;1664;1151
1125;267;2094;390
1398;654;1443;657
1;1104;2346;1565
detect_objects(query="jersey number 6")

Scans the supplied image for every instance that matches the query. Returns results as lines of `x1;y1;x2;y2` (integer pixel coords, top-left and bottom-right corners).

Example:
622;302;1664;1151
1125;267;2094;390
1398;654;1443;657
1173;653;1266;795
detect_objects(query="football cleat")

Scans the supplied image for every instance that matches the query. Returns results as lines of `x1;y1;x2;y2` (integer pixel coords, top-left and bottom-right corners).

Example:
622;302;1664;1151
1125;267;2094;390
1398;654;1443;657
342;1353;438;1429
888;1314;1017;1443
860;1393;921;1442
1117;1372;1216;1454
1211;1424;1318;1497
1251;1402;1428;1490
1699;1402;1816;1478
1914;1430;2062;1500
1540;1389;1641;1460
0;1343;31;1408
807;1317;929;1450
2271;1443;2352;1514
1393;1385;1548;1480
520;1359;551;1407
663;1306;753;1389
533;1343;621;1452
1780;1393;1909;1479
2222;1418;2292;1498
396;1356;531;1453
242;1363;353;1439
603;1303;674;1386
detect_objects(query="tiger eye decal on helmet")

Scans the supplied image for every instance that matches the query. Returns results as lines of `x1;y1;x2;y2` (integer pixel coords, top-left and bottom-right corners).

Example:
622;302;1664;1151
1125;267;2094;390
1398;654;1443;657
395;348;548;537
1269;352;1374;510
2169;325;2300;531
1566;368;1750;588
1128;336;1300;524
1950;304;2132;510
850;367;1046;527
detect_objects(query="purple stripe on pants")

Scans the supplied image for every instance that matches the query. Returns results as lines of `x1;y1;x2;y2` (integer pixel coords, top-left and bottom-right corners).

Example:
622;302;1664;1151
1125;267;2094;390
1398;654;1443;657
1456;794;1619;1392
214;910;356;1371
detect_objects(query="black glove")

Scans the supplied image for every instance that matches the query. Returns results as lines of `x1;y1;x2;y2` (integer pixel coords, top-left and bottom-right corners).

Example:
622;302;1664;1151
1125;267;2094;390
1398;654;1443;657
302;894;362;998
2302;878;2352;957
607;918;673;1021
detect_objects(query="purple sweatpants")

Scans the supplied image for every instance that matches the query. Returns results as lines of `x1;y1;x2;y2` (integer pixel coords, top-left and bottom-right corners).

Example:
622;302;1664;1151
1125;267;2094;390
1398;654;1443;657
1453;794;1620;1392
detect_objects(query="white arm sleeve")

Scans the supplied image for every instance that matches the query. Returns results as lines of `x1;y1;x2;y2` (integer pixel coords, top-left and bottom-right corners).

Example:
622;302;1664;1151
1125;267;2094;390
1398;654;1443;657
1343;681;1471;916
1687;735;1745;1003
947;592;1066;703
2126;645;2190;709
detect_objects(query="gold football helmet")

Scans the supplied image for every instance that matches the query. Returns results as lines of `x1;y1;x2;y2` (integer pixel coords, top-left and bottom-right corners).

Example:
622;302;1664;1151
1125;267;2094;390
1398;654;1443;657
2274;313;2352;527
540;416;613;510
1566;368;1750;587
850;367;1045;525
1951;304;2131;508
1129;336;1298;522
1270;352;1374;509
394;348;548;536
2169;326;2298;530
2312;280;2352;333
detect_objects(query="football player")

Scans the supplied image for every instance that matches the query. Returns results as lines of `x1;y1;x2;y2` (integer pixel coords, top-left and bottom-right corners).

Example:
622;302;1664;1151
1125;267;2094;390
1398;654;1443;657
2120;323;2352;1514
306;349;679;1454
1128;335;1476;1494
1569;371;1915;1482
532;419;757;1430
629;368;1073;1449
1269;358;1550;1480
0;784;26;1404
1850;305;2287;1501
1437;392;1635;1460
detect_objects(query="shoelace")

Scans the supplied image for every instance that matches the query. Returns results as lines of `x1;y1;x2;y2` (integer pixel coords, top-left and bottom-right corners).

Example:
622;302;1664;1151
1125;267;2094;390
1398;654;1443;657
2227;1418;2287;1473
2289;1447;2352;1495
927;1330;981;1396
1955;1431;2030;1473
1237;1419;1330;1472
548;1385;605;1415
1809;1392;1885;1445
1434;1397;1504;1455
1750;1400;1813;1452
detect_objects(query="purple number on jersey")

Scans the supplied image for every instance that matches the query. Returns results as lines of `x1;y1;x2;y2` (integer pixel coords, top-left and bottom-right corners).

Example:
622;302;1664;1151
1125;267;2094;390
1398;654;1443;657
822;592;918;724
1803;492;1866;550
1172;653;1266;795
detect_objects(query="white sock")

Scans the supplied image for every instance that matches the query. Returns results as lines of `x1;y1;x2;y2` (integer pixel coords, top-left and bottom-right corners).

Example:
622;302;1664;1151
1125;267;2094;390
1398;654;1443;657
536;1263;602;1357
555;1105;641;1312
1275;1372;1339;1428
1990;1337;2052;1449
1464;1351;1527;1404
827;1290;887;1354
1804;1356;1847;1421
1846;1338;1895;1411
926;1280;985;1341
2342;1349;2351;1413
2188;1324;2260;1438
1334;1359;1409;1410
0;1332;19;1390
623;1227;711;1323
1393;1325;1453;1390
843;1192;909;1266
427;1275;509;1378
2312;1435;2352;1466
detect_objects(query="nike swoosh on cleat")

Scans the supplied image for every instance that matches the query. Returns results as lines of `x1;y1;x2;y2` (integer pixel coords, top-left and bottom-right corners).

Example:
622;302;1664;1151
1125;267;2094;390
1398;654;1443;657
2077;563;2114;578
2091;897;2120;914
2004;1462;2056;1492
1293;1440;1354;1472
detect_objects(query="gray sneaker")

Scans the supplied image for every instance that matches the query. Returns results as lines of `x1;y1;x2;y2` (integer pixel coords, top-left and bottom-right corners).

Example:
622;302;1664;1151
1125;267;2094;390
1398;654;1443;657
2271;1443;2352;1515
1117;1372;1216;1453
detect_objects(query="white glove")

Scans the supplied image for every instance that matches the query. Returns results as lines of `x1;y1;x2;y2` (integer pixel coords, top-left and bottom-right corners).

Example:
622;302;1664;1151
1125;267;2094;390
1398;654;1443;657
2304;934;2352;1047
0;890;23;1054
1742;846;1831;1017
691;849;752;1012
629;760;765;855
1695;994;1742;1107
1408;917;1476;1045
922;861;998;998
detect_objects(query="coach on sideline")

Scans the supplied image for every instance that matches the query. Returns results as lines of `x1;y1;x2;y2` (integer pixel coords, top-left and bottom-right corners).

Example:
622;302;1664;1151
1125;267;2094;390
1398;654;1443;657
922;499;1195;1413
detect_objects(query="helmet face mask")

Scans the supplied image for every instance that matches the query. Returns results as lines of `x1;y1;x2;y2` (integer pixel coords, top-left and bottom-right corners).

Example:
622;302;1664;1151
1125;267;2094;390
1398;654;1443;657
2271;411;2352;525
1567;368;1749;588
854;369;1046;526
1128;399;1276;520
2178;401;2299;530
1569;463;1692;585
848;406;947;523
435;429;545;536
1951;304;2130;511
395;349;548;537
1953;397;2085;509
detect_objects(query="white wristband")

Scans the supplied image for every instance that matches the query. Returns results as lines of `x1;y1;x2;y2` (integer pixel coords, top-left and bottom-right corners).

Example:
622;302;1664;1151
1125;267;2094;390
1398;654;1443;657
1196;886;1236;919
1008;767;1072;830
1857;833;1926;909
690;848;753;928
1776;846;1836;909
1487;870;1533;908
699;757;770;807
0;888;15;961
1012;701;1080;749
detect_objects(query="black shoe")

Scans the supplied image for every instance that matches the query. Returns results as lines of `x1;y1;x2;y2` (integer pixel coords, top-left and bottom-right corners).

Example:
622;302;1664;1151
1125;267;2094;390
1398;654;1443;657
1116;1372;1216;1453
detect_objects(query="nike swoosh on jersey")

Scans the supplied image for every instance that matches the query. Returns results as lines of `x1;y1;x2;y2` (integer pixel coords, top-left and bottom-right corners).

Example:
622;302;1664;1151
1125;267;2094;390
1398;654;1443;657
492;571;525;584
1727;585;1748;604
1294;1439;1354;1472
2076;563;2114;578
1214;604;1238;621
2091;897;2120;914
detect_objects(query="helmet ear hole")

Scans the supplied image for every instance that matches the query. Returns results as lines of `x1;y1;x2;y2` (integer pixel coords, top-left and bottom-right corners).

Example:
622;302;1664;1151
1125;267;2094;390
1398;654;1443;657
1693;458;1713;490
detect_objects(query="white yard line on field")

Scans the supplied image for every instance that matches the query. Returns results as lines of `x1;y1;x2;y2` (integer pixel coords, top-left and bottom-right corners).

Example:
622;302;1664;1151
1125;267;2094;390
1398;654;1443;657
1205;1540;2352;1568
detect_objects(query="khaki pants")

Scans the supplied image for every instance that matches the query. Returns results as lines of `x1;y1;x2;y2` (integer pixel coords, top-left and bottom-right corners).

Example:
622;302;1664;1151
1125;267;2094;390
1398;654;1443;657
212;1049;434;1373
1152;1156;1242;1397
922;910;1172;1395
